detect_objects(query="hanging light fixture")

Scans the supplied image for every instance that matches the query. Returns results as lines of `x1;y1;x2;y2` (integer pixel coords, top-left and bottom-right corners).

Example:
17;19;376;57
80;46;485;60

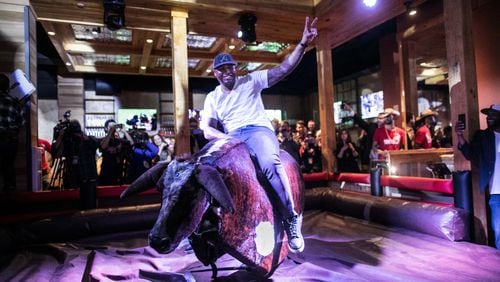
103;0;125;30
238;13;257;43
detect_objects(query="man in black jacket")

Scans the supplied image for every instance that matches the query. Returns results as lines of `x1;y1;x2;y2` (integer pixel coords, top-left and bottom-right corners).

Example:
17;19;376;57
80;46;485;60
456;104;500;249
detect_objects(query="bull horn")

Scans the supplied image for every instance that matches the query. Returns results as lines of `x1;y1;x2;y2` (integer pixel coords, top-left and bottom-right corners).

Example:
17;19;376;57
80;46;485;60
120;161;169;198
195;164;235;213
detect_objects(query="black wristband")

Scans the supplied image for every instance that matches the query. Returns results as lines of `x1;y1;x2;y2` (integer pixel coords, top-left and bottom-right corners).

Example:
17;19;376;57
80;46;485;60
300;42;307;48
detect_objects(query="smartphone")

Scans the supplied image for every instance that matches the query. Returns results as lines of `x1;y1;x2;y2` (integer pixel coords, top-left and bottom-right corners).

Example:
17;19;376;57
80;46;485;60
458;113;466;129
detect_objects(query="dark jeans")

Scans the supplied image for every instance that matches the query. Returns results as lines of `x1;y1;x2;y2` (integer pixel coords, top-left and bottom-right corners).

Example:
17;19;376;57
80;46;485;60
0;136;18;191
490;194;500;249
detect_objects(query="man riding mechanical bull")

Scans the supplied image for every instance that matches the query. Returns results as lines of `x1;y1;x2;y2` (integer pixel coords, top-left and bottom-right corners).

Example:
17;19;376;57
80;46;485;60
121;16;317;277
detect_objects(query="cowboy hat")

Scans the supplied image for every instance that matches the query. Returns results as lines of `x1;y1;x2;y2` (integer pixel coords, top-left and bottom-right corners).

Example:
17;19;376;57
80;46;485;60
416;109;438;122
378;108;400;118
480;104;500;115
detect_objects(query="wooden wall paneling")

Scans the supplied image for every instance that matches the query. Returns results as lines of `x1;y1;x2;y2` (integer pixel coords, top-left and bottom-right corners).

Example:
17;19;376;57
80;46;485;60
443;0;485;245
57;76;84;124
472;0;500;129
0;2;36;191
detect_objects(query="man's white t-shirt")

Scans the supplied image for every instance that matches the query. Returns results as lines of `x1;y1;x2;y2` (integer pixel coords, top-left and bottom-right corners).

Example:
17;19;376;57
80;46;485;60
202;70;273;133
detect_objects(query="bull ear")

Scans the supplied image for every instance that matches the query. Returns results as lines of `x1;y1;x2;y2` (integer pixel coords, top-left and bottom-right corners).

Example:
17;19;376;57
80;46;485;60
120;161;169;198
195;164;235;213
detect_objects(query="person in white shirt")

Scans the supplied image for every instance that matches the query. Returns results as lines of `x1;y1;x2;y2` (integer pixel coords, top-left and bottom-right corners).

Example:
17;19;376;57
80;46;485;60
201;17;318;253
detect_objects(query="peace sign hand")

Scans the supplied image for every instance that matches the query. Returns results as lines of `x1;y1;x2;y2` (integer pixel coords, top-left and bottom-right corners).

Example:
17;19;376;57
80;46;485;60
302;17;318;45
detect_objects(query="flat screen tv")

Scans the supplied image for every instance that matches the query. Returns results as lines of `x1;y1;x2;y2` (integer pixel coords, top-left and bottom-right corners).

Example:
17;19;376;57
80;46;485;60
334;101;342;124
360;90;384;119
117;109;157;131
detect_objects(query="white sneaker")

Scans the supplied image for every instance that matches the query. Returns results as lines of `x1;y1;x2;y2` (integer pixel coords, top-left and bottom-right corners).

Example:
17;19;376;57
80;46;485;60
285;214;304;253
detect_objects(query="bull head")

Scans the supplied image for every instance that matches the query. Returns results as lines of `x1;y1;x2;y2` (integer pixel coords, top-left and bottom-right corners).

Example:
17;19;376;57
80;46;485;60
120;159;235;254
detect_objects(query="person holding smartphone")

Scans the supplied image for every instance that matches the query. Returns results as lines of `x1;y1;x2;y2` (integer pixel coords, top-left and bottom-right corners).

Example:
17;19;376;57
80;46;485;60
456;104;500;249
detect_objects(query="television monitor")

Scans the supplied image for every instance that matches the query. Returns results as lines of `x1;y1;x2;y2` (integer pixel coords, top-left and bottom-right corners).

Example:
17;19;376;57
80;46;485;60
360;90;384;119
333;101;342;124
117;109;157;131
334;101;354;124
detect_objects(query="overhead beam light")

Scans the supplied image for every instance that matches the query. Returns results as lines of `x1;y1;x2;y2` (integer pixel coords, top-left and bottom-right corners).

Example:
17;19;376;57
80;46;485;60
238;13;257;43
103;0;125;30
404;0;417;16
363;0;377;8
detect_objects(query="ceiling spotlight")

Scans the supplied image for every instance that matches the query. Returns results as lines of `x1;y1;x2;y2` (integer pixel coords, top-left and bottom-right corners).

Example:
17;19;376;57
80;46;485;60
146;39;153;43
103;0;125;31
238;13;257;43
65;62;72;66
47;31;56;36
228;44;235;50
140;66;146;70
363;0;377;7
404;0;417;16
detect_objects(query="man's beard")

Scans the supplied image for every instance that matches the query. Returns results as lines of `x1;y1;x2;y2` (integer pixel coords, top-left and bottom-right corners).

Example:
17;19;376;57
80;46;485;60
220;75;235;90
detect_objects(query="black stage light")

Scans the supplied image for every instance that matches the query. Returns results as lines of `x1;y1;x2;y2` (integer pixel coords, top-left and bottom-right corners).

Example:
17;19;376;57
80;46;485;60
238;13;257;43
103;0;125;30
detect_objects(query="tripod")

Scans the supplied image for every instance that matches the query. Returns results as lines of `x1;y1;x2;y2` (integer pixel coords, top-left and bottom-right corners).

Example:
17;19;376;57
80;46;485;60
49;156;68;190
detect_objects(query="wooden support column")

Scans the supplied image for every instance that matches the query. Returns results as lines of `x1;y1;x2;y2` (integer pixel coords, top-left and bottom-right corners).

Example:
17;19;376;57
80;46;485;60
397;40;417;149
399;40;418;118
443;0;485;244
315;33;335;173
170;9;190;156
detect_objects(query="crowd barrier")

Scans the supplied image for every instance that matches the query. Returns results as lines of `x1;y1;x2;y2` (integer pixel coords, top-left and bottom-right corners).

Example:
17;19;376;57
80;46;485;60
1;171;462;225
305;187;469;241
303;171;454;200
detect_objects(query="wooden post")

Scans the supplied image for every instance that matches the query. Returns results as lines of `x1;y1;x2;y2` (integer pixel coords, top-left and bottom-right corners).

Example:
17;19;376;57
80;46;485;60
170;9;190;156
443;0;486;245
397;40;417;150
315;33;335;174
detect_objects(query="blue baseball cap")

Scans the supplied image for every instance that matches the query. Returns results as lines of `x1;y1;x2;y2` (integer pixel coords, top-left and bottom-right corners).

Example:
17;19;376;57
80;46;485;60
213;53;237;69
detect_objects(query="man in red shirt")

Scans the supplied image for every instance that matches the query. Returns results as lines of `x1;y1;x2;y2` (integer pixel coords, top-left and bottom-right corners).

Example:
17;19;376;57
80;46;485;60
415;109;438;149
37;138;52;189
372;108;405;159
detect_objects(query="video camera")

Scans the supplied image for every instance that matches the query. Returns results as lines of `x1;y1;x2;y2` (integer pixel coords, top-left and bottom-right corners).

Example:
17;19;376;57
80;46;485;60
130;130;149;148
52;110;72;141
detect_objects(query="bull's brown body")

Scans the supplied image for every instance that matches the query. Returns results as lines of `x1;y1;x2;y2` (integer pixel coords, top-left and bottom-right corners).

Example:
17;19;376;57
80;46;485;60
196;138;305;275
121;137;305;277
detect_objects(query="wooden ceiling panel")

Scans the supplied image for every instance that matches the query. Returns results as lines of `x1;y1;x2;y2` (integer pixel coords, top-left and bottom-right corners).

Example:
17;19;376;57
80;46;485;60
32;0;445;81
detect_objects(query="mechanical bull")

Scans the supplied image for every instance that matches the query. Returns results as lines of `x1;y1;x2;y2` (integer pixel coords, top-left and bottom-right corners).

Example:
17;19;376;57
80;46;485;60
120;137;304;277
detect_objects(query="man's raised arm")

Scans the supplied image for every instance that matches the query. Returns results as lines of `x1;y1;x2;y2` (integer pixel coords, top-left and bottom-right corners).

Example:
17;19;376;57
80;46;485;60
268;17;318;87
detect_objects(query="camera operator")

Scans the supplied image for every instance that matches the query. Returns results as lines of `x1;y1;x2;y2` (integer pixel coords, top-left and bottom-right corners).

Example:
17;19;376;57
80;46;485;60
52;119;99;209
126;130;158;183
99;119;133;186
